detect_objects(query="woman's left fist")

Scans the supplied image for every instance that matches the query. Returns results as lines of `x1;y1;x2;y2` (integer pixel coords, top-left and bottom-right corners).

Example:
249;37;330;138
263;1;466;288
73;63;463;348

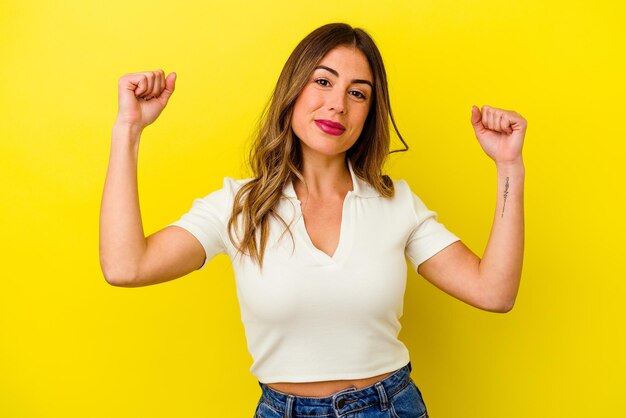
470;105;527;165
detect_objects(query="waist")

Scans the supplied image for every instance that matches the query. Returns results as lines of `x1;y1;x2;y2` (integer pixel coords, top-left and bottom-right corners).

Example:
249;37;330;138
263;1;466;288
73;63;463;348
266;370;397;397
258;361;413;412
260;361;412;397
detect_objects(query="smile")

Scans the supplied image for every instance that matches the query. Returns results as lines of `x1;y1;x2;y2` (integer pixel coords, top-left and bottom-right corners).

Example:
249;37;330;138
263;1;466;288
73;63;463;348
314;120;345;136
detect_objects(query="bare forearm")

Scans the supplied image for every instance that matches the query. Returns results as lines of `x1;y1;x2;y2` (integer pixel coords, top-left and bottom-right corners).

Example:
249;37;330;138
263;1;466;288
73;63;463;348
478;161;525;311
99;123;147;283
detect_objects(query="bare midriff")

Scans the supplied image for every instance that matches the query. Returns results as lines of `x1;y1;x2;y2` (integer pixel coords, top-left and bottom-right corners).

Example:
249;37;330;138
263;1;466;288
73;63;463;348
265;369;397;397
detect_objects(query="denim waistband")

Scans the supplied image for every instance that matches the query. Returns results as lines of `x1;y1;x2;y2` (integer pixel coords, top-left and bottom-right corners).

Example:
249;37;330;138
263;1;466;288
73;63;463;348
257;361;412;417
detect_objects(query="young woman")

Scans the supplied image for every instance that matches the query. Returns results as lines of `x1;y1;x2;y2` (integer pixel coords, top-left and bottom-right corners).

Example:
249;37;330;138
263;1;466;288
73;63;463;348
100;23;526;418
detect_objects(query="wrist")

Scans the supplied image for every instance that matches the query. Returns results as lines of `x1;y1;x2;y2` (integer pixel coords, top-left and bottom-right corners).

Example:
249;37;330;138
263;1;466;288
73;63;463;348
495;157;525;172
113;120;143;137
112;121;143;149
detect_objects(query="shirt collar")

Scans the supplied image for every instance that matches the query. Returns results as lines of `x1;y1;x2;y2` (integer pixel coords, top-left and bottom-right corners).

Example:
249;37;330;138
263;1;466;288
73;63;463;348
282;158;381;199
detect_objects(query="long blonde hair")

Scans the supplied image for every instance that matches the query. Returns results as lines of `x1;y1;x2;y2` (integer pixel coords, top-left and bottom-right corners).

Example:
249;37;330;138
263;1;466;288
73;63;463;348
227;23;408;270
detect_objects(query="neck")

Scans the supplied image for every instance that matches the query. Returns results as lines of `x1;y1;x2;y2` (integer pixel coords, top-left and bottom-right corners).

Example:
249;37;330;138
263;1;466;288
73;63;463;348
295;152;353;199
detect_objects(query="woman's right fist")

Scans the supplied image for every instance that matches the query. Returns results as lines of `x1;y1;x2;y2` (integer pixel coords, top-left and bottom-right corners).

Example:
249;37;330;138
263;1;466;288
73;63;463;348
115;70;176;129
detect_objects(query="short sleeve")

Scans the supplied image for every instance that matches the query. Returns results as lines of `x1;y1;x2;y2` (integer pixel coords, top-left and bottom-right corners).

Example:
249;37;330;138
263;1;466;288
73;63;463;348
405;191;460;272
167;178;235;270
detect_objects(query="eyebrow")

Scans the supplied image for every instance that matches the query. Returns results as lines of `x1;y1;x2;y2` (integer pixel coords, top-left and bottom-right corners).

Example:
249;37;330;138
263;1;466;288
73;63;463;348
314;65;373;88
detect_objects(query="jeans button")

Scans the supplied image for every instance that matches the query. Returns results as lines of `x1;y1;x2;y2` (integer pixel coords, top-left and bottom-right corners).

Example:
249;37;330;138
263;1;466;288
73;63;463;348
337;398;346;408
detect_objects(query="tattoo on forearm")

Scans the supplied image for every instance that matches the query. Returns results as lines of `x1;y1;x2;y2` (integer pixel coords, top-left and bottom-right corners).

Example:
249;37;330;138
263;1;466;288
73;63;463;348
502;177;510;218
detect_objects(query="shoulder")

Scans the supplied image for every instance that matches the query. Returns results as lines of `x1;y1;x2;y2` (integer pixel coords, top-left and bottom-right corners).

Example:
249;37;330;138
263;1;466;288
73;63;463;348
382;177;412;202
392;178;427;202
351;174;412;200
192;176;253;209
206;175;254;197
387;178;437;219
221;176;254;194
391;178;411;193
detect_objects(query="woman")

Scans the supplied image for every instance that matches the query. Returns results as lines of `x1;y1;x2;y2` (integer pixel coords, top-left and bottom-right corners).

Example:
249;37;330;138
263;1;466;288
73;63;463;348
100;23;526;418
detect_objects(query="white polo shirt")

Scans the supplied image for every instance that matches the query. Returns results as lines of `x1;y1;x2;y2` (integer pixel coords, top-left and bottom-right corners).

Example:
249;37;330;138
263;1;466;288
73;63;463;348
168;159;460;383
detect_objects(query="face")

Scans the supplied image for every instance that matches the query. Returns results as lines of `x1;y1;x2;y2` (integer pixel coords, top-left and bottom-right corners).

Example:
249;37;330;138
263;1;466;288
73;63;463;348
291;45;373;161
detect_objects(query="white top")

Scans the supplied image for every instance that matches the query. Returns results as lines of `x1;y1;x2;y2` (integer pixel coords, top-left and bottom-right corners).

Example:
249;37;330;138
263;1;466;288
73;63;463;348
168;159;460;383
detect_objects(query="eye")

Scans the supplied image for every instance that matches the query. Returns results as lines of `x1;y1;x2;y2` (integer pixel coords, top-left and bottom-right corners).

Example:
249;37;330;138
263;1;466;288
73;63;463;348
314;78;330;87
350;90;367;100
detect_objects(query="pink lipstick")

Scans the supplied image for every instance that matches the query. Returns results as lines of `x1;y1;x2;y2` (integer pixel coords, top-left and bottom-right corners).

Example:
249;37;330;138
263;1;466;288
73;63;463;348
315;119;345;136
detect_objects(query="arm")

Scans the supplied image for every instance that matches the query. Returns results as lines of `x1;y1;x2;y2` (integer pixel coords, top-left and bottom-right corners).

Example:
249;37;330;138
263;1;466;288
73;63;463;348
101;71;215;287
417;105;527;313
99;123;146;284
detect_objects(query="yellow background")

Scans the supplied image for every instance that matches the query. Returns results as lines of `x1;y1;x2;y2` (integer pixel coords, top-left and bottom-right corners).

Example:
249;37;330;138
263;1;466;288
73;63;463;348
1;0;624;416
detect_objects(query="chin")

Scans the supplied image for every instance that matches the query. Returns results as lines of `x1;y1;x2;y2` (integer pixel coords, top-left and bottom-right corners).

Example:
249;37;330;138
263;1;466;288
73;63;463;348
300;141;352;158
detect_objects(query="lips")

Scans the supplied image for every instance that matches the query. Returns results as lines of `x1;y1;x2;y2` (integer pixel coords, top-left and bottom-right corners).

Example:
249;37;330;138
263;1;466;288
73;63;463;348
314;119;346;136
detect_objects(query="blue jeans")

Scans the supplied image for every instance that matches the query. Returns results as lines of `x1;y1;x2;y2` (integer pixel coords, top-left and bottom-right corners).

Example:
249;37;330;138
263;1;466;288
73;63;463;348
254;361;429;417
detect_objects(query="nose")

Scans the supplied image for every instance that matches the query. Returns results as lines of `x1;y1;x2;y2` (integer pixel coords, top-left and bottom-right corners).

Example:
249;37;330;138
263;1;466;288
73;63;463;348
326;89;346;114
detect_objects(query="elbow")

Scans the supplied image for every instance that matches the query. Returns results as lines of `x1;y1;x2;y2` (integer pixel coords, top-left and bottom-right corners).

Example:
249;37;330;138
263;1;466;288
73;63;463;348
497;300;515;313
479;274;520;313
104;276;133;287
488;297;516;313
101;264;137;287
478;289;516;313
103;272;135;287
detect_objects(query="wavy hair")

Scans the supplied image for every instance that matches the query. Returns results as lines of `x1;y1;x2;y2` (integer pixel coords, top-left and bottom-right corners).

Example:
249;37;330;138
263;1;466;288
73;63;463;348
227;22;408;270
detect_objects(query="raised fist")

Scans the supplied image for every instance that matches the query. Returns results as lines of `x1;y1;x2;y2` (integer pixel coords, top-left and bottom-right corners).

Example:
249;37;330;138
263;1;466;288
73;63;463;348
115;70;177;129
